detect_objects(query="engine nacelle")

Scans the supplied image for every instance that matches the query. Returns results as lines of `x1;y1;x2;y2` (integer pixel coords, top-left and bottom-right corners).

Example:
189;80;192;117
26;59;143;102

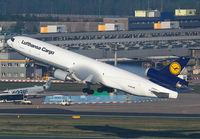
54;69;71;81
146;68;188;88
176;81;183;88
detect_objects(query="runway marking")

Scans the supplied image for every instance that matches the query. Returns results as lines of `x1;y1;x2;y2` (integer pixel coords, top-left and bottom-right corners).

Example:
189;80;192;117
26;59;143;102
0;113;200;118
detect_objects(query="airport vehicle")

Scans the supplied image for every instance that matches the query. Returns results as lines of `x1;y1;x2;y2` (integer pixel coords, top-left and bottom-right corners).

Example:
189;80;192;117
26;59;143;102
0;93;24;102
0;93;32;104
1;77;52;97
21;98;32;105
7;36;189;98
60;99;70;106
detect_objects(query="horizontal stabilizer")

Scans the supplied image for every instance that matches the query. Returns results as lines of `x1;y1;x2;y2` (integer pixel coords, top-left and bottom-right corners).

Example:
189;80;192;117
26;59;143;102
150;88;177;98
152;92;169;98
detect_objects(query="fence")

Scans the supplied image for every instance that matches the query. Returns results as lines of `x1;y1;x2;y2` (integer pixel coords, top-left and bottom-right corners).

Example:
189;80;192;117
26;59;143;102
44;95;165;105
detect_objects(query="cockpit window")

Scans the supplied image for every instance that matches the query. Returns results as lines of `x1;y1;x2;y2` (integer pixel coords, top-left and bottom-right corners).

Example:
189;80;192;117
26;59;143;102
11;38;15;42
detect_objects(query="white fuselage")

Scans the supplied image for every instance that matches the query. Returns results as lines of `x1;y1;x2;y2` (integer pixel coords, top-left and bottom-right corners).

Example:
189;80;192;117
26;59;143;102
7;36;178;98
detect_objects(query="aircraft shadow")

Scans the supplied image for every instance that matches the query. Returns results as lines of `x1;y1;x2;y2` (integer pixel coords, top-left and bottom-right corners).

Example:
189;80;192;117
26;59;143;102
75;125;200;138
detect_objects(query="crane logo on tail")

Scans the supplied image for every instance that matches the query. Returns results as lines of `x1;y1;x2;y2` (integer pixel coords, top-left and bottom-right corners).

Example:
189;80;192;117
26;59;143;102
169;62;181;75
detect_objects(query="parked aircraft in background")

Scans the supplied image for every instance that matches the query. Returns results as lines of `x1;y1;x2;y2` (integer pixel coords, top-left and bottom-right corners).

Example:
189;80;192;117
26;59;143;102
7;36;190;98
1;77;52;97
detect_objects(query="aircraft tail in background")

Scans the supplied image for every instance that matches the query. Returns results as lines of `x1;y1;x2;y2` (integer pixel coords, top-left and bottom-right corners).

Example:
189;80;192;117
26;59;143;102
43;77;53;90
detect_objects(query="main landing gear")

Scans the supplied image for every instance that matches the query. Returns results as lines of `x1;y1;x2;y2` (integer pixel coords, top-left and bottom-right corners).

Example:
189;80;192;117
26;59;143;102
82;83;94;95
97;86;114;93
82;84;114;95
82;82;114;95
82;88;94;95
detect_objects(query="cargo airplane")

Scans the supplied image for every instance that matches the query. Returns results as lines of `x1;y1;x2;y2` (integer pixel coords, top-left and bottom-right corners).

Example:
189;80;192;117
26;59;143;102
1;77;52;97
7;36;190;98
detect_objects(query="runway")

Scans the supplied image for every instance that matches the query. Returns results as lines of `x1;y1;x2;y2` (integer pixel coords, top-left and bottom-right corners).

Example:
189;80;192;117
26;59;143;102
0;91;200;118
0;136;74;139
1;108;200;118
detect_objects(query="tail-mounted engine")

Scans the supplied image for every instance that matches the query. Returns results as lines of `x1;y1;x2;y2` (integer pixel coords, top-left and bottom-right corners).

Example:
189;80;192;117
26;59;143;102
145;68;188;88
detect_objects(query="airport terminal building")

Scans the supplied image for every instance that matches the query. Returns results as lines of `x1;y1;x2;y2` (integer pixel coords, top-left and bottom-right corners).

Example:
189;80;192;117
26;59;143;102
0;59;34;80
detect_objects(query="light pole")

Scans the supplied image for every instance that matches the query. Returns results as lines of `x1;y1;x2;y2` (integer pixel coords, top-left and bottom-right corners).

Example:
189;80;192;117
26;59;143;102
114;45;118;67
114;45;118;94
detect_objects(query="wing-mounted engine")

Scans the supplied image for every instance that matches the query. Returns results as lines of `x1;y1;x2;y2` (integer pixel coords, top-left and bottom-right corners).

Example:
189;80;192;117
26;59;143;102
54;69;71;81
53;69;81;81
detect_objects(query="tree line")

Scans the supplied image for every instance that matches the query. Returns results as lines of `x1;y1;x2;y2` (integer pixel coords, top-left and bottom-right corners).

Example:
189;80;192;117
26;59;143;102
0;0;199;16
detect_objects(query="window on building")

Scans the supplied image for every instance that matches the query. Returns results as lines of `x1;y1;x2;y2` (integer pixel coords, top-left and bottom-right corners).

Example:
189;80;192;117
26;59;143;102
13;73;18;77
1;64;6;67
20;73;25;77
7;73;12;77
7;63;12;67
14;63;19;67
2;73;6;77
19;63;25;67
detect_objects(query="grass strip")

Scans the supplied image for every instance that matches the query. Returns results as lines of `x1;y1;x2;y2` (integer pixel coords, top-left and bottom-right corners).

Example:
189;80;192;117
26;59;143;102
0;115;199;138
0;82;100;91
